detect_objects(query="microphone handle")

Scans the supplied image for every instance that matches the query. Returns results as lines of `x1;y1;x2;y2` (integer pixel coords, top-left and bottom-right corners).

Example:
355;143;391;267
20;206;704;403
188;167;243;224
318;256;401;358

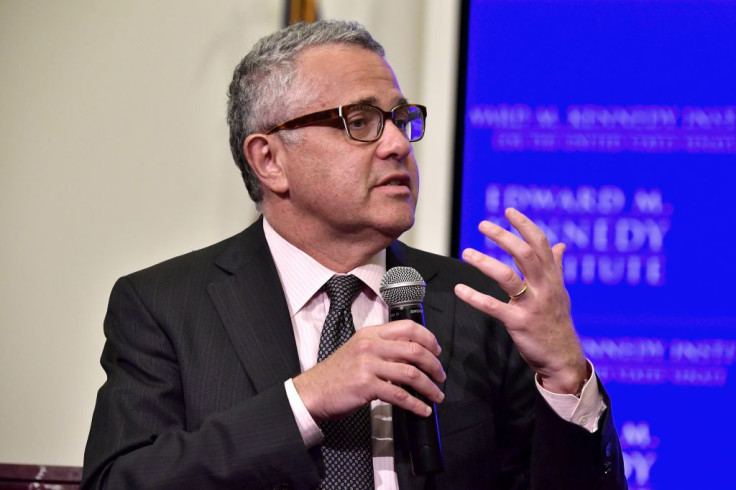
389;303;444;475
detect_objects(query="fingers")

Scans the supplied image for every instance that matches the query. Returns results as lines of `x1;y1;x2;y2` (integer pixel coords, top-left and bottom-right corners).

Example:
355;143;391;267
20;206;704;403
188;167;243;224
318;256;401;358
371;379;436;417
297;320;446;421
504;207;555;265
552;242;566;270
461;248;525;300
474;208;560;283
372;359;445;408
370;329;446;384
476;216;538;281
368;321;446;414
454;283;513;326
356;321;446;387
378;319;442;357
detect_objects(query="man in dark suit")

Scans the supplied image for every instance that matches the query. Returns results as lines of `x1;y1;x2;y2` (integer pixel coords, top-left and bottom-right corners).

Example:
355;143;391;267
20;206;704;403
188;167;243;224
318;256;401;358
82;20;626;489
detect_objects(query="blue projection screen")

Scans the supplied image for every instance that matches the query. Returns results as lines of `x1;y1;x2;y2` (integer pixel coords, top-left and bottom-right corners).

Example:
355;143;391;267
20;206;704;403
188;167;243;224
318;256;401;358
451;1;736;488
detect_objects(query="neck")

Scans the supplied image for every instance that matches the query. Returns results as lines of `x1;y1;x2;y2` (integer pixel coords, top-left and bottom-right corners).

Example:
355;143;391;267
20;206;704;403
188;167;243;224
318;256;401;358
263;207;396;274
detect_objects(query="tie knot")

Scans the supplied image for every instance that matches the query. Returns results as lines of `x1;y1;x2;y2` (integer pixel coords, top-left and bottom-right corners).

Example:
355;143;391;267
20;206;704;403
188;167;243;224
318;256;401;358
322;274;363;310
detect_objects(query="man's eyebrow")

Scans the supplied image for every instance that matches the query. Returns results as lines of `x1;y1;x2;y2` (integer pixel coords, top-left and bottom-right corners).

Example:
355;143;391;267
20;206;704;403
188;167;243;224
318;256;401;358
350;96;408;108
352;96;379;107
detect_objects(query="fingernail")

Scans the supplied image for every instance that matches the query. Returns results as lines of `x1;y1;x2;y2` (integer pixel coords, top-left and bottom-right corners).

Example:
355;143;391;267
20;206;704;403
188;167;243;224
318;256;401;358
478;221;494;232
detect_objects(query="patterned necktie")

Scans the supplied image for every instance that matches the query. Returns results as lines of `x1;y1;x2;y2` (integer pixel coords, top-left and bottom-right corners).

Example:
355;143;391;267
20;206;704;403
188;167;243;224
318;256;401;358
317;274;374;489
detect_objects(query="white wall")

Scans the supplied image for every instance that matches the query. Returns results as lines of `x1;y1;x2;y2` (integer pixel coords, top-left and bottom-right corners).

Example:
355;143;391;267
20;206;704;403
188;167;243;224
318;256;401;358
0;0;459;466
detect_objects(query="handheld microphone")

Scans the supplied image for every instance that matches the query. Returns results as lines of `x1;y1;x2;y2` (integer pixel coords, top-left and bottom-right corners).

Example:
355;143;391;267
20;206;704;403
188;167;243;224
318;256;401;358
380;266;444;475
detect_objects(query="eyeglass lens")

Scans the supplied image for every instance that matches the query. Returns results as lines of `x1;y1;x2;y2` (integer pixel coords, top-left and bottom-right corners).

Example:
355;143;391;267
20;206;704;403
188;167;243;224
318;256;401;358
344;105;424;142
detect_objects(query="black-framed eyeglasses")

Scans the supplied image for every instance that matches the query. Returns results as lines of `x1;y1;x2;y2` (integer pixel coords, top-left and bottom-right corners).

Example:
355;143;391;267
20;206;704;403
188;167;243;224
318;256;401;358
266;103;427;142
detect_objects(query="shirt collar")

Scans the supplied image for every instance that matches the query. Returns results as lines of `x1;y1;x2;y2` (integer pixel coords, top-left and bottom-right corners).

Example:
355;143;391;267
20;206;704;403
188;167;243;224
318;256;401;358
262;217;386;318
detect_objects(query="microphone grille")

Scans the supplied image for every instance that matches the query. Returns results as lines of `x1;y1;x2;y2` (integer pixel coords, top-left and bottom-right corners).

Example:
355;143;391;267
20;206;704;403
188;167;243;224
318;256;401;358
380;266;426;306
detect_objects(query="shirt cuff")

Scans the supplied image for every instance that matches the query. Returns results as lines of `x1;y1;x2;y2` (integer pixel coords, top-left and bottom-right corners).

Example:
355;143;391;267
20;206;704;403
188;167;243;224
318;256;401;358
535;360;607;433
284;378;324;448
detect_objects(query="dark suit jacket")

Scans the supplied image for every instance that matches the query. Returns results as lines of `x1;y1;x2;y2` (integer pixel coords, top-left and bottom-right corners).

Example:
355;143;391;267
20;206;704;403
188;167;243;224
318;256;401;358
82;219;626;489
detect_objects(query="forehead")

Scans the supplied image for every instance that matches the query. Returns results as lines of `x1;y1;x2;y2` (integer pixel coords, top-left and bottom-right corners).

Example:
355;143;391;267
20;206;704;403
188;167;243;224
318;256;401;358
295;44;404;111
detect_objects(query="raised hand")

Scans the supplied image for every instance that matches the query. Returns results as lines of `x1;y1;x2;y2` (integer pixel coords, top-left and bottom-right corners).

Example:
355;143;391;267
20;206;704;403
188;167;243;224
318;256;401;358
454;207;589;395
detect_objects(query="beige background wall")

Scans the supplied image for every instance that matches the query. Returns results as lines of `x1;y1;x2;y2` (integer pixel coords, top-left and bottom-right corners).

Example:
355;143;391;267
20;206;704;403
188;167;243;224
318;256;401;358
0;1;459;466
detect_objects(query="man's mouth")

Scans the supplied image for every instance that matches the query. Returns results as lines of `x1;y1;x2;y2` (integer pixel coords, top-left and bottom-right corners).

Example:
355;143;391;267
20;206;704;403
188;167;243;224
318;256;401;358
378;174;411;188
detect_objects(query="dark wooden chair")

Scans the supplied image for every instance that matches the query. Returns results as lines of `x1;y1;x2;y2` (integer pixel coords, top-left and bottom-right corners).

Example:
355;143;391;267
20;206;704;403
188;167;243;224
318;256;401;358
0;463;82;489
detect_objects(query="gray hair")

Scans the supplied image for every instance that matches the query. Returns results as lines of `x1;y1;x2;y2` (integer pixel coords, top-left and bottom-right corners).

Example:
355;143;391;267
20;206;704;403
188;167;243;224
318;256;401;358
227;20;385;203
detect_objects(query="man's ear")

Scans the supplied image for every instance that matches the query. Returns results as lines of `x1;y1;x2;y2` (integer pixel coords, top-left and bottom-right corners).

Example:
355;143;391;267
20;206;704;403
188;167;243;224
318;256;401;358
243;134;289;195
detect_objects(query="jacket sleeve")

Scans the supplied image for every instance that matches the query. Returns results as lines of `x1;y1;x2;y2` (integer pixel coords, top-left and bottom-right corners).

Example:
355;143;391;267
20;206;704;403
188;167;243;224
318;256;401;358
81;276;321;490
494;301;627;490
531;378;628;489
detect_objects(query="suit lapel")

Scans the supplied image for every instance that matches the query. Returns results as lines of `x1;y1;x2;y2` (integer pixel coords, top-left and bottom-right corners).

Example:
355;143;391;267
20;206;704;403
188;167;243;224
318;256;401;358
387;242;457;490
207;219;301;392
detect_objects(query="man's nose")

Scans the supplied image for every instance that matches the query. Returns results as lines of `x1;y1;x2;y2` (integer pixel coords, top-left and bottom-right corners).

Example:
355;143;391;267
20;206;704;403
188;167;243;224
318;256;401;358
376;119;412;159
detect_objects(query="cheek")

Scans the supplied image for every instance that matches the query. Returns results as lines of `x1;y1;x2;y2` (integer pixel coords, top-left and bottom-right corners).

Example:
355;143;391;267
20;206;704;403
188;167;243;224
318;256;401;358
285;146;331;192
319;158;370;192
284;139;372;201
409;158;420;196
291;157;364;206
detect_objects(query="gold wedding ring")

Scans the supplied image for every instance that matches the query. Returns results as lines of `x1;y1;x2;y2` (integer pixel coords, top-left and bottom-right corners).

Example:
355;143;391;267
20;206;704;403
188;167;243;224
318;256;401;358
510;284;527;300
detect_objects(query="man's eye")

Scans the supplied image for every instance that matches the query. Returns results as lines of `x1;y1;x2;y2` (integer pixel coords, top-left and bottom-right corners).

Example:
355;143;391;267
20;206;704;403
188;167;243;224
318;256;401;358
348;117;368;129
